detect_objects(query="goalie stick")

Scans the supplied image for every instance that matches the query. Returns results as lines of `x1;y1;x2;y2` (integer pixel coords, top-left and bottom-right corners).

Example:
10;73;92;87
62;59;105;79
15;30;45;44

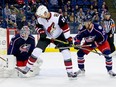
0;56;7;62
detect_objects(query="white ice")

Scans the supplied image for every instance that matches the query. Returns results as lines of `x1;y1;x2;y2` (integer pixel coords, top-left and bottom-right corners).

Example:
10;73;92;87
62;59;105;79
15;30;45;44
0;52;116;87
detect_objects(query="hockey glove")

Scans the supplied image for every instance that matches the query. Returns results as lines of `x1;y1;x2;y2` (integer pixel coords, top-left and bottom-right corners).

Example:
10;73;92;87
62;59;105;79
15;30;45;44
91;41;99;48
39;29;47;40
66;37;73;46
74;37;81;50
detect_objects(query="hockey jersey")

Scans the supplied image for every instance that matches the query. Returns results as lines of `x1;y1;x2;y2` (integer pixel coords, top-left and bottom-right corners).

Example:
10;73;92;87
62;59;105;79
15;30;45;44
8;34;35;61
35;12;70;39
74;24;107;45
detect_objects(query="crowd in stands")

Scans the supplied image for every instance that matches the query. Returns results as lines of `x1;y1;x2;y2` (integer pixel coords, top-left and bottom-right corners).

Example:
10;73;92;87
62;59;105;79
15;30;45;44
0;0;111;34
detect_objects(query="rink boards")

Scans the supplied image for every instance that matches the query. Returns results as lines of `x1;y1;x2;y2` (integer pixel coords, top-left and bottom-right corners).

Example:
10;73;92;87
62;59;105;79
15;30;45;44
0;34;116;55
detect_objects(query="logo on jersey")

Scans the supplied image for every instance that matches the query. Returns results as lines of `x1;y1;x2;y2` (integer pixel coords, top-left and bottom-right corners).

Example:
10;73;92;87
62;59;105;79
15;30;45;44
84;36;96;42
47;22;56;34
19;44;31;53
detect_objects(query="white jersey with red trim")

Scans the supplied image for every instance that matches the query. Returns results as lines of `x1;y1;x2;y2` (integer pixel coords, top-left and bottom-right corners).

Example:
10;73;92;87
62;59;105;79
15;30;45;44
36;12;70;39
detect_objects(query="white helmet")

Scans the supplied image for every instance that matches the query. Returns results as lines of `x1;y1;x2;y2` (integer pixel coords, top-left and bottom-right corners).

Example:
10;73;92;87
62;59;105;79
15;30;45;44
36;5;48;16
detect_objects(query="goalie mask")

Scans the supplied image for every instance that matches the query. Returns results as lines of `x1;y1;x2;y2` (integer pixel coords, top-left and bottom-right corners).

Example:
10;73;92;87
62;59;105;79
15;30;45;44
20;26;30;40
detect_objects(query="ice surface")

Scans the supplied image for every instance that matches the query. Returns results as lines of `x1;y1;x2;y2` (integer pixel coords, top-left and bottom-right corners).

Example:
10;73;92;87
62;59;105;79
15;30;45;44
0;52;116;87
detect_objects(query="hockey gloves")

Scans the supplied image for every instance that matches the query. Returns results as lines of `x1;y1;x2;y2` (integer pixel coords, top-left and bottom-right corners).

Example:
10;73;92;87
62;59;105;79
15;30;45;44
74;37;81;50
66;37;73;46
39;29;47;40
91;41;99;48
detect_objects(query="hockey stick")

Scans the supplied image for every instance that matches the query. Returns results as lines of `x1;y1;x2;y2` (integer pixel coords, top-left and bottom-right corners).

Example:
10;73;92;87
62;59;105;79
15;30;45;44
57;44;116;57
46;37;69;44
56;44;91;49
46;37;116;57
76;47;116;57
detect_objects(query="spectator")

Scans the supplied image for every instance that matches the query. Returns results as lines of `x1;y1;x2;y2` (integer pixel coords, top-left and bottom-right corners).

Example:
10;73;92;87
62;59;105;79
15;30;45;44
50;0;58;6
9;11;17;23
58;8;63;14
69;12;75;23
17;16;28;30
102;1;108;10
76;8;86;24
16;8;25;22
75;5;79;12
4;4;11;18
63;11;70;23
49;0;59;11
10;5;19;15
66;1;72;13
31;4;37;13
85;9;92;21
92;12;100;24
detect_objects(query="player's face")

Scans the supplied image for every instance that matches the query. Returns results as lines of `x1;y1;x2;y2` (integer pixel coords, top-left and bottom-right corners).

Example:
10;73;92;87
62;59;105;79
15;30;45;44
40;12;48;19
84;21;92;30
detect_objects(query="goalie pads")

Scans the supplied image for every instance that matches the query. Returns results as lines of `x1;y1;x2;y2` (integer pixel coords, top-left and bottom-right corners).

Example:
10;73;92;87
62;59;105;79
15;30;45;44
0;55;16;77
0;55;42;78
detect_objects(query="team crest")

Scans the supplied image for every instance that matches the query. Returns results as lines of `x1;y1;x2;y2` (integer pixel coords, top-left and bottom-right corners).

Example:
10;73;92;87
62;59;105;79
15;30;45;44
19;44;31;53
85;36;96;42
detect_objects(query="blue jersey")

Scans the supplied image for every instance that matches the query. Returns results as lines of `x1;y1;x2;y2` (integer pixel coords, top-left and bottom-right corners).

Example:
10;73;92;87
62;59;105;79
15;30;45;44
74;24;107;45
8;34;35;61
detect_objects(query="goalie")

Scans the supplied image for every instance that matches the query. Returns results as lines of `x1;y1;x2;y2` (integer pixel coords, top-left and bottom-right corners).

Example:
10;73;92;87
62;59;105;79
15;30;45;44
0;26;42;78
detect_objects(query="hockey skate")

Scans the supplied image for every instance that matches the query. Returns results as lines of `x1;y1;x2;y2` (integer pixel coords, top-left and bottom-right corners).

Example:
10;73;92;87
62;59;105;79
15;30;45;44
67;72;77;79
74;69;85;77
108;70;116;77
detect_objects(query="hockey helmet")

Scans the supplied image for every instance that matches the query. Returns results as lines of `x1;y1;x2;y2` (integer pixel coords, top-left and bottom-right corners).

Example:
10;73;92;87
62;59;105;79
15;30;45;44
36;5;48;16
20;26;30;40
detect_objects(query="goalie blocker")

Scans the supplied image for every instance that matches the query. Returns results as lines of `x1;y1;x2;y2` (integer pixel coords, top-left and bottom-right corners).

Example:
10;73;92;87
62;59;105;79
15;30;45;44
0;55;42;78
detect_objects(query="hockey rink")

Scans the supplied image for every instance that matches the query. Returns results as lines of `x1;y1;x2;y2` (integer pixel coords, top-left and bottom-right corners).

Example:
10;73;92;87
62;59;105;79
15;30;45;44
0;52;116;87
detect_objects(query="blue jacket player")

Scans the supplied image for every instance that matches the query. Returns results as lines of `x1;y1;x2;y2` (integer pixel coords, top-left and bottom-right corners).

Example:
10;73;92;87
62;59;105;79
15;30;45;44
74;20;116;76
8;26;35;67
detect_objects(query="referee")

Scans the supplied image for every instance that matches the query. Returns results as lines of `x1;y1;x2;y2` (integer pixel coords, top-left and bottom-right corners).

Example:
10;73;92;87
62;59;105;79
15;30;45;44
103;12;115;53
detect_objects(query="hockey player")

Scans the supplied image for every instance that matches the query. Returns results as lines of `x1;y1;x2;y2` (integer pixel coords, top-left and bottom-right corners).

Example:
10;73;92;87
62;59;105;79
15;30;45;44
6;26;41;77
74;20;116;77
16;5;76;78
8;26;35;67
